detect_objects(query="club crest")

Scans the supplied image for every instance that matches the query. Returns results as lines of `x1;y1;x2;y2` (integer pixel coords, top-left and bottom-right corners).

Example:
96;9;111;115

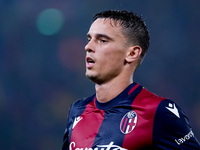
120;111;137;134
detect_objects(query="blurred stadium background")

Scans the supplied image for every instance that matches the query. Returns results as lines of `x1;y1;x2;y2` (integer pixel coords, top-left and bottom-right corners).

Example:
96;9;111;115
0;0;200;149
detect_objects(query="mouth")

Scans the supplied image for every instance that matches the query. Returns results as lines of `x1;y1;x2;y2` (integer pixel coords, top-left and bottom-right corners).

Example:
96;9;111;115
86;56;95;68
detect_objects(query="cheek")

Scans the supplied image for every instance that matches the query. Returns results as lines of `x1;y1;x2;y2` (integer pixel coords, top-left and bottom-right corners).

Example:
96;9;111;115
100;50;125;70
96;43;126;66
107;48;125;63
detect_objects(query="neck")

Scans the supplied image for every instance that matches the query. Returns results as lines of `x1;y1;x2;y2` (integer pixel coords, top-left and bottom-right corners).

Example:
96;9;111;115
95;77;133;103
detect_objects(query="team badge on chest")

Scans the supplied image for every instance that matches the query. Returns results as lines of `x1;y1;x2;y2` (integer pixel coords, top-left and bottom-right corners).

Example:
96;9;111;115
120;111;137;134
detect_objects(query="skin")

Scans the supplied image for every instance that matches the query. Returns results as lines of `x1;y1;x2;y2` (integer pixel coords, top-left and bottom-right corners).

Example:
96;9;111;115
85;18;142;103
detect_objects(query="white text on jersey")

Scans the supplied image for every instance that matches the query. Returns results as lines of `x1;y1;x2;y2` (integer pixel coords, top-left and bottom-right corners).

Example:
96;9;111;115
175;130;194;145
69;141;127;150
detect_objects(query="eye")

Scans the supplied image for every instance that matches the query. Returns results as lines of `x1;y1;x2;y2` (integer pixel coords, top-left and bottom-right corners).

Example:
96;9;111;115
100;39;108;43
87;38;91;43
86;34;91;42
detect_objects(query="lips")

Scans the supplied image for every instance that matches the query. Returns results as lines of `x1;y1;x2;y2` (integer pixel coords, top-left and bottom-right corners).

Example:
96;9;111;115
86;56;95;68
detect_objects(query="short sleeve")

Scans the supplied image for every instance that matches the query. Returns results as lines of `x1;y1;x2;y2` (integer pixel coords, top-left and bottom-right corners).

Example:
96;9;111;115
62;104;74;150
152;99;200;149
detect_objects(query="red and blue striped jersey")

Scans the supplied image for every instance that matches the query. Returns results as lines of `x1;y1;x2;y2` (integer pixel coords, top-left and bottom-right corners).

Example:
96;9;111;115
62;83;200;150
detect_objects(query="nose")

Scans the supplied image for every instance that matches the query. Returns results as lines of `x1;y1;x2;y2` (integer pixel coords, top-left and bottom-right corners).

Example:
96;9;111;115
85;40;95;53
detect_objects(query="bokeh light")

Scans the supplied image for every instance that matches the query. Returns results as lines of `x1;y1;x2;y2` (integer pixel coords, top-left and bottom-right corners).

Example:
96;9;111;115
36;8;64;35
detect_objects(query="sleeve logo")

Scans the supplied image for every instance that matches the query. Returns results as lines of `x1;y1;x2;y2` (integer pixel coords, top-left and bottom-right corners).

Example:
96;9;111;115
166;103;180;118
120;111;137;134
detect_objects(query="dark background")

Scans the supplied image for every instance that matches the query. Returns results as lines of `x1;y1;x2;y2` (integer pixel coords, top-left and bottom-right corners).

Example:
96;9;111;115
0;0;200;149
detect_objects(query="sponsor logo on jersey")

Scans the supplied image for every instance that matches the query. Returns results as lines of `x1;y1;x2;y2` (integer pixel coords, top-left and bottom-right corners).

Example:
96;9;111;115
120;111;137;134
72;116;83;129
166;103;180;118
175;130;194;145
69;141;127;150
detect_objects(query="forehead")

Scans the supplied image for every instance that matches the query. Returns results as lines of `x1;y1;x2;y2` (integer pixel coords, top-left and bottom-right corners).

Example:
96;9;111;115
88;18;124;38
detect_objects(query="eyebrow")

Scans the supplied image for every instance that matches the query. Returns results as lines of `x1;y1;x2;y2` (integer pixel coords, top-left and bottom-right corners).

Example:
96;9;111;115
87;33;113;41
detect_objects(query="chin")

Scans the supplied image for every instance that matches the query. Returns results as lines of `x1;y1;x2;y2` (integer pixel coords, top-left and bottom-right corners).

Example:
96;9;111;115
86;72;102;84
86;73;97;81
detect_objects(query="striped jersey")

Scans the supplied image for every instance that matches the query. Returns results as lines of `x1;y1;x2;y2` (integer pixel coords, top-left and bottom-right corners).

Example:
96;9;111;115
62;83;200;150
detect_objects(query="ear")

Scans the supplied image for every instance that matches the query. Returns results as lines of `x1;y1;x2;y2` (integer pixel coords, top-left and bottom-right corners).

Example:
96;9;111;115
125;46;142;63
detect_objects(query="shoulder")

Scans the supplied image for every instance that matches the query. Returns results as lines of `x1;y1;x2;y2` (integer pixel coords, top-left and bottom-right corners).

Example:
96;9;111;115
131;87;166;109
69;94;95;115
153;99;200;149
156;99;184;119
154;99;188;132
154;99;192;136
132;86;200;148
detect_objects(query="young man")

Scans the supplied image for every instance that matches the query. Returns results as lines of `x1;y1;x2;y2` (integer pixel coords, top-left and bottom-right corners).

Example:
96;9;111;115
62;10;200;150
